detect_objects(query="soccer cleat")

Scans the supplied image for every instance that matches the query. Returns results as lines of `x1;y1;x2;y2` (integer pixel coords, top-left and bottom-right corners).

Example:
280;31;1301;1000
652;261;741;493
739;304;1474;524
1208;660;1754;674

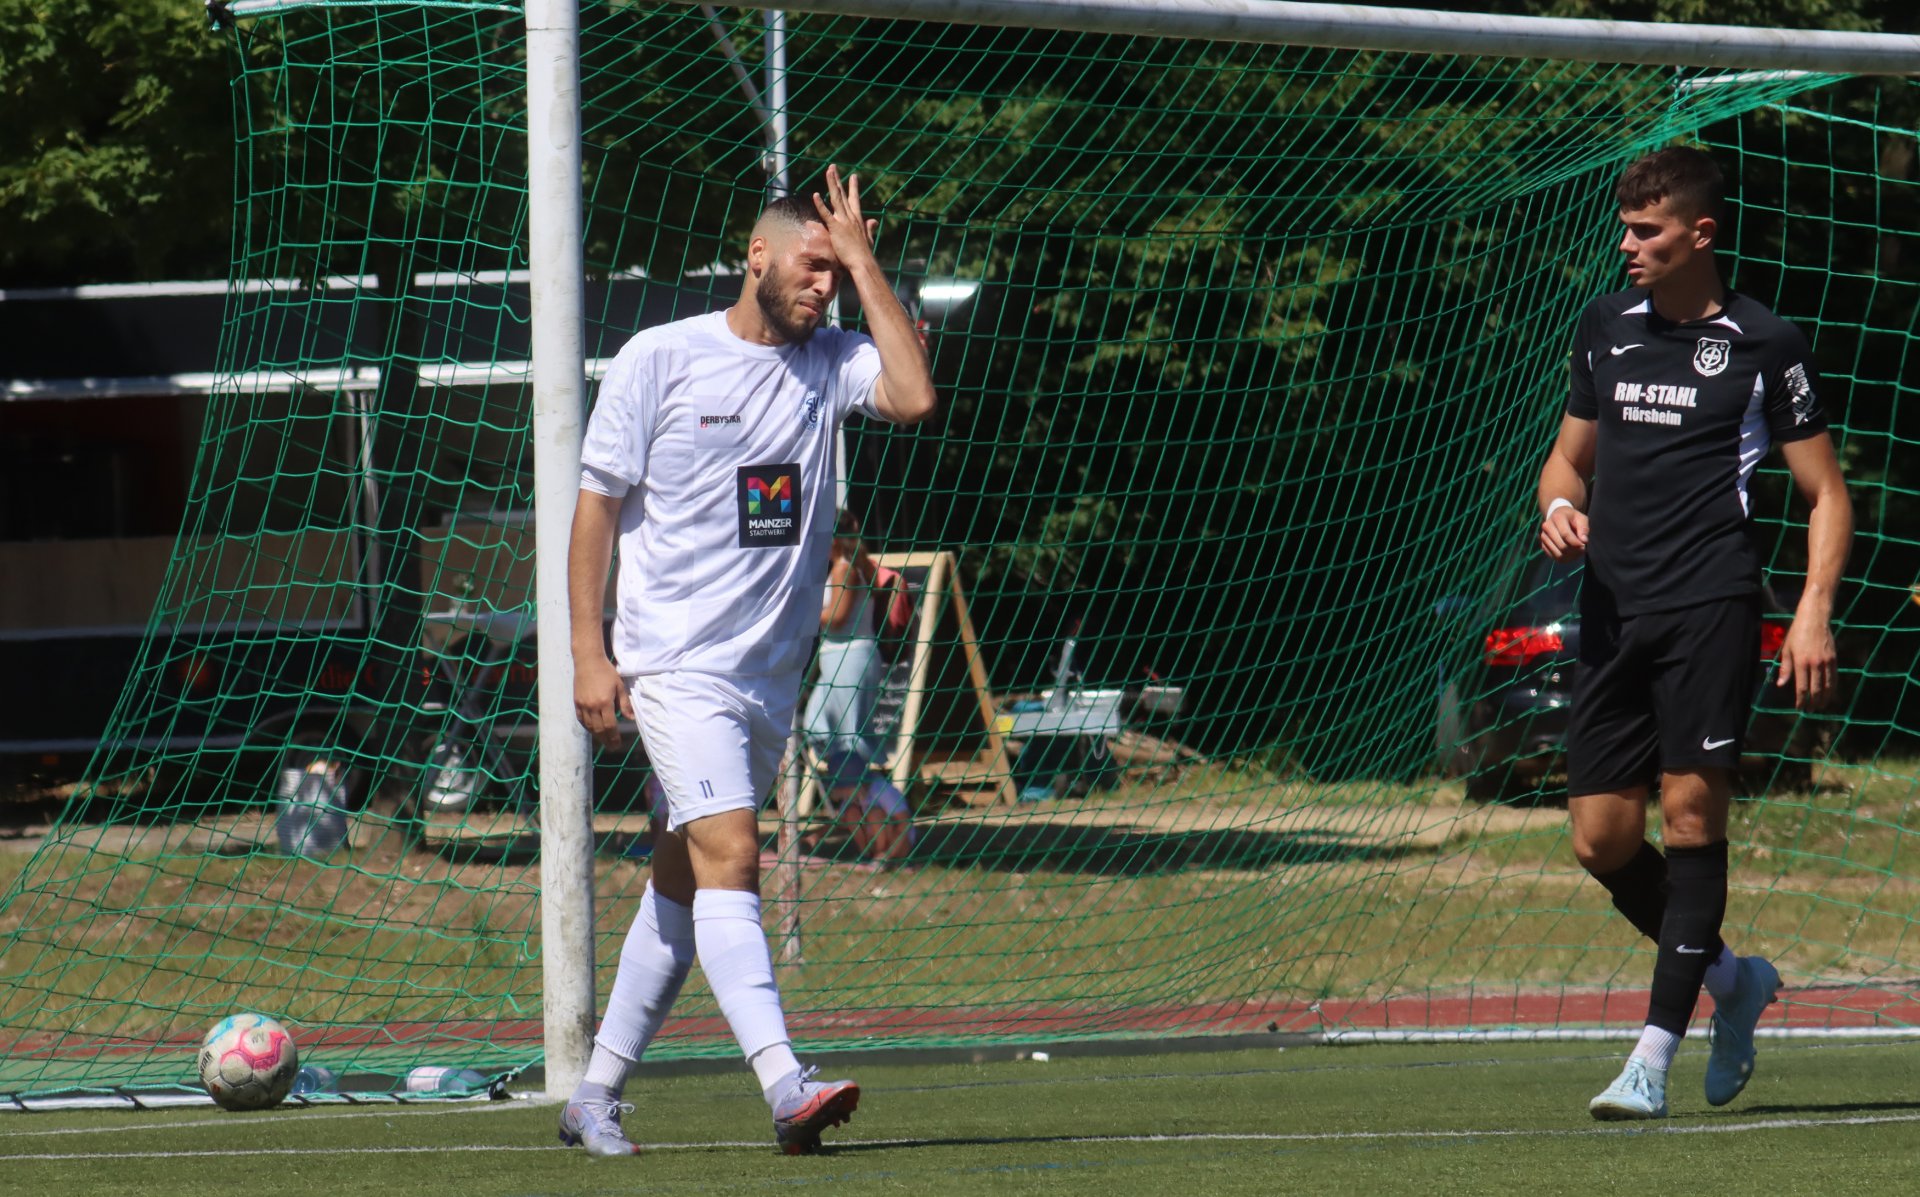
1588;1057;1669;1120
771;1066;860;1155
558;1097;641;1157
1706;954;1783;1107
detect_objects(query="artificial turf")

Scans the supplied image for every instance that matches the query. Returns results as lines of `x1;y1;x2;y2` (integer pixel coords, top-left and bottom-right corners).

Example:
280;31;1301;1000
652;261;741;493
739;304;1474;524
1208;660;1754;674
5;1039;1919;1196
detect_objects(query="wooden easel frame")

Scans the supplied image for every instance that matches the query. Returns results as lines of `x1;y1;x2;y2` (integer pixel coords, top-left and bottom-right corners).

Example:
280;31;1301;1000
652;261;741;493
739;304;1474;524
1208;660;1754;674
875;550;1019;806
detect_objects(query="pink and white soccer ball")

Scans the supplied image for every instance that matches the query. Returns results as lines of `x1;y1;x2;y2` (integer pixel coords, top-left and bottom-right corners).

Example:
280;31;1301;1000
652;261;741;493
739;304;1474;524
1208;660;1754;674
198;1012;299;1111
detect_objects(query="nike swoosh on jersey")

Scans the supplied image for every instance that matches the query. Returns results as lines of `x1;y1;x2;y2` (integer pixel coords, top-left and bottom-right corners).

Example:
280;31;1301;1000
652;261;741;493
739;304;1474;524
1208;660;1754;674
1702;737;1736;751
1609;344;1645;355
1676;945;1708;955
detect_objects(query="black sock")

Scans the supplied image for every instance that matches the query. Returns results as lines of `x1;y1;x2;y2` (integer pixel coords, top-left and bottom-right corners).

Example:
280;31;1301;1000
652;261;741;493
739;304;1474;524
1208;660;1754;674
1646;840;1730;1035
1591;840;1669;942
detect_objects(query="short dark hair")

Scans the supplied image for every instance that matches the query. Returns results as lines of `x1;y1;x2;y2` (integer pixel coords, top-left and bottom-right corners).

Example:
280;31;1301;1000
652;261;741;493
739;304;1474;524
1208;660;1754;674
757;193;824;232
1616;146;1725;223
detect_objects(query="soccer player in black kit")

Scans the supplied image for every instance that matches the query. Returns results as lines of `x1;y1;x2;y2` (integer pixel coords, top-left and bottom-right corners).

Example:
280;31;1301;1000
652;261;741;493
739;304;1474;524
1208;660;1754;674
1536;147;1851;1119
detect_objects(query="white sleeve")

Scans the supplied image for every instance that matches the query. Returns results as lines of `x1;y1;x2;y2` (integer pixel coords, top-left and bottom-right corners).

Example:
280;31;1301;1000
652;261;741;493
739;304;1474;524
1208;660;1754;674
832;329;886;423
580;344;656;490
579;464;629;498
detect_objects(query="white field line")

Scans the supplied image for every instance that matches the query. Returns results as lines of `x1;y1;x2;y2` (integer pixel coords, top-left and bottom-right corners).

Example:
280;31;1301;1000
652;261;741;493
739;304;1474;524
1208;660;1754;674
10;1111;1920;1162
1327;1028;1920;1043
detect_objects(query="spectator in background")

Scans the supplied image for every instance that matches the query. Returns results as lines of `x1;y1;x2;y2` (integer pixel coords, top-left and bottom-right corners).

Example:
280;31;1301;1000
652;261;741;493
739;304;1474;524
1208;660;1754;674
801;510;913;866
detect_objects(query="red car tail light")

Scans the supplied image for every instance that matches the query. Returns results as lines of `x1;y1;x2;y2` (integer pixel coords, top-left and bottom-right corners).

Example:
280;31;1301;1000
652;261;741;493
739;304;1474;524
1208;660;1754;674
175;653;218;694
1760;619;1790;660
1484;625;1565;667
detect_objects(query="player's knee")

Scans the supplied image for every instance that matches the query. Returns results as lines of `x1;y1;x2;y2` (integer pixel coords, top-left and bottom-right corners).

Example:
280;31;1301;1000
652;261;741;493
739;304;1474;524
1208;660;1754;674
706;867;760;894
1569;826;1637;874
696;852;759;892
1660;809;1720;850
1659;771;1730;847
1661;767;1730;803
683;812;761;890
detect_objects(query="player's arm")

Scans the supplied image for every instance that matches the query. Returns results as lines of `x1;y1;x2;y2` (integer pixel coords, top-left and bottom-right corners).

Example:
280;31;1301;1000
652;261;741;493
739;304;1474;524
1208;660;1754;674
1537;413;1597;562
1776;433;1851;710
812;164;937;425
569;489;635;749
820;555;858;632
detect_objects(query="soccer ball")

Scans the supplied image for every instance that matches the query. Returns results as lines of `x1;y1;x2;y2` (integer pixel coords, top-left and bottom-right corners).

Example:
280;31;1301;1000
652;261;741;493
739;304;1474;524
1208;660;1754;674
198;1012;299;1111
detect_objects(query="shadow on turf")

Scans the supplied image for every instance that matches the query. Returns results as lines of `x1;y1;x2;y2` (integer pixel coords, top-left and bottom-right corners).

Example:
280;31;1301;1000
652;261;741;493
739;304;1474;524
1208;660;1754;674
807;1134;1141;1155
802;819;1406;876
1723;1099;1920;1117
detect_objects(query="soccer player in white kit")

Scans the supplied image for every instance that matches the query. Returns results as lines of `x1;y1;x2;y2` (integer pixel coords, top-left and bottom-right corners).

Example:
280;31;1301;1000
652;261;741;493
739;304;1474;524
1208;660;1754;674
559;166;936;1156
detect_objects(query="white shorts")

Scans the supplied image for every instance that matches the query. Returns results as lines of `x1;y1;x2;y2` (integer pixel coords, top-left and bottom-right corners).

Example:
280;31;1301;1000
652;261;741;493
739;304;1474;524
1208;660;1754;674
629;670;801;833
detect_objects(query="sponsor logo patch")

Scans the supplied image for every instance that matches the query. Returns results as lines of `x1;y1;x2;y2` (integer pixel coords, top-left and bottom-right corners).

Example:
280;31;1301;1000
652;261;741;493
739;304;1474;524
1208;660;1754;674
1692;336;1731;377
700;414;742;429
737;463;801;548
1784;362;1817;424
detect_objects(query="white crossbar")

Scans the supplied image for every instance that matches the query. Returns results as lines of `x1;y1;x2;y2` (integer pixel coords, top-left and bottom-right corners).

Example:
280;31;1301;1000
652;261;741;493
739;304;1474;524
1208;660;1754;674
668;0;1920;75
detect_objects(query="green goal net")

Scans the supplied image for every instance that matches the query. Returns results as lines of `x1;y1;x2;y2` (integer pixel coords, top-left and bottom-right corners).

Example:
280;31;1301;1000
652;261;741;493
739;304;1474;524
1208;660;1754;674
3;1;1917;1103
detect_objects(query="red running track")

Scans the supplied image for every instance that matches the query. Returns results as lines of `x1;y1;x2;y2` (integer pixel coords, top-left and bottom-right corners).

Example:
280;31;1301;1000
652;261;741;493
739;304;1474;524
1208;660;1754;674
8;985;1919;1064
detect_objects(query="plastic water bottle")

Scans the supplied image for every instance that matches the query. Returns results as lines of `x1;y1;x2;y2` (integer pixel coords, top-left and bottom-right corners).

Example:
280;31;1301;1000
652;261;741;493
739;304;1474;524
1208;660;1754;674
404;1065;488;1094
291;1065;336;1094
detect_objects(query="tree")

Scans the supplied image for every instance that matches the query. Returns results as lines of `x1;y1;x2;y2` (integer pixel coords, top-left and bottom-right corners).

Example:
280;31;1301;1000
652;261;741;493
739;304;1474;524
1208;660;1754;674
0;0;232;285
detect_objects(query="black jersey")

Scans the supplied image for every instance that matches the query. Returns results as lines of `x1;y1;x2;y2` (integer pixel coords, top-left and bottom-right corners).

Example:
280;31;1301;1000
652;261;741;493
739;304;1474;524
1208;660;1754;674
1566;288;1827;615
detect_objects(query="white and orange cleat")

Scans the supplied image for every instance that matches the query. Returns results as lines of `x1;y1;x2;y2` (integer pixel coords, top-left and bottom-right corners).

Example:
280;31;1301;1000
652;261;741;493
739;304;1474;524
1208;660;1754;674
771;1067;860;1155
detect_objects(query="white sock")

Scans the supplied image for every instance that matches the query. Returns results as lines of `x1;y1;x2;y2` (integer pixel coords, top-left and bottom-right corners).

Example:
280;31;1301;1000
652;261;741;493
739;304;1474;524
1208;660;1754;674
1702;947;1741;1001
751;1043;802;1105
692;888;798;1105
1630;1025;1682;1072
579;1049;632;1100
589;883;696;1096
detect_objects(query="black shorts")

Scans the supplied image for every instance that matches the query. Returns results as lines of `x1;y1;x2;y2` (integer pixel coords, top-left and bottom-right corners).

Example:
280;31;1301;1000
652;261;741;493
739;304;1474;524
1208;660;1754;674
1565;591;1761;797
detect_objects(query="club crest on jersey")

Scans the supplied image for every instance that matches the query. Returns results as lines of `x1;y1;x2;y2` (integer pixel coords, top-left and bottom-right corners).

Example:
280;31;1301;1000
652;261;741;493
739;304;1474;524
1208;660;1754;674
801;388;822;428
736;463;801;548
1692;337;1731;377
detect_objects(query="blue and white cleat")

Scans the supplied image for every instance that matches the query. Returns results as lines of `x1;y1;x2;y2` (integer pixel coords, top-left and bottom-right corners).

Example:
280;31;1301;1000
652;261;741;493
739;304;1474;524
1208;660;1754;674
1589;1057;1668;1120
558;1097;641;1157
1706;954;1783;1107
772;1067;860;1155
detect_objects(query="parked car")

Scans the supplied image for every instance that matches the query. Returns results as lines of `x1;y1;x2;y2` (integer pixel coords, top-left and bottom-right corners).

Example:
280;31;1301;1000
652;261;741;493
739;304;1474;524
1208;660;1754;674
1436;553;1828;801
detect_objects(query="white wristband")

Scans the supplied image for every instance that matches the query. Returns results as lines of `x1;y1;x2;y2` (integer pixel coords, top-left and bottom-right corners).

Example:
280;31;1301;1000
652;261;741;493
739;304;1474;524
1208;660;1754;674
1545;497;1576;520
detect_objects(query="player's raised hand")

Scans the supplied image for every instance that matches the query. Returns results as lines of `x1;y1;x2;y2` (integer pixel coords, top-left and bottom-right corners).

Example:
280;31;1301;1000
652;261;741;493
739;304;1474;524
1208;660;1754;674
1539;504;1589;563
812;164;880;271
1776;617;1838;710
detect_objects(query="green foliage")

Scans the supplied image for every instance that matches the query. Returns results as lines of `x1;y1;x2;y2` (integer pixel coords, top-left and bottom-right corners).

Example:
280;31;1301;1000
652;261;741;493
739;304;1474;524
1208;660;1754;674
1455;0;1901;27
0;0;230;284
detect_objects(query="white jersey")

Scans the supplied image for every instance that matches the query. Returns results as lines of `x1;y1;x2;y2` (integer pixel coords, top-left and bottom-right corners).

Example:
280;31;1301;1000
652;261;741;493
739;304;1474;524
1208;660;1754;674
580;310;887;677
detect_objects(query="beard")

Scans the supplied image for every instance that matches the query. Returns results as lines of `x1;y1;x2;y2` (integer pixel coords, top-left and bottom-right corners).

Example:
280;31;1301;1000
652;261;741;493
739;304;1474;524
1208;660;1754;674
754;261;821;344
